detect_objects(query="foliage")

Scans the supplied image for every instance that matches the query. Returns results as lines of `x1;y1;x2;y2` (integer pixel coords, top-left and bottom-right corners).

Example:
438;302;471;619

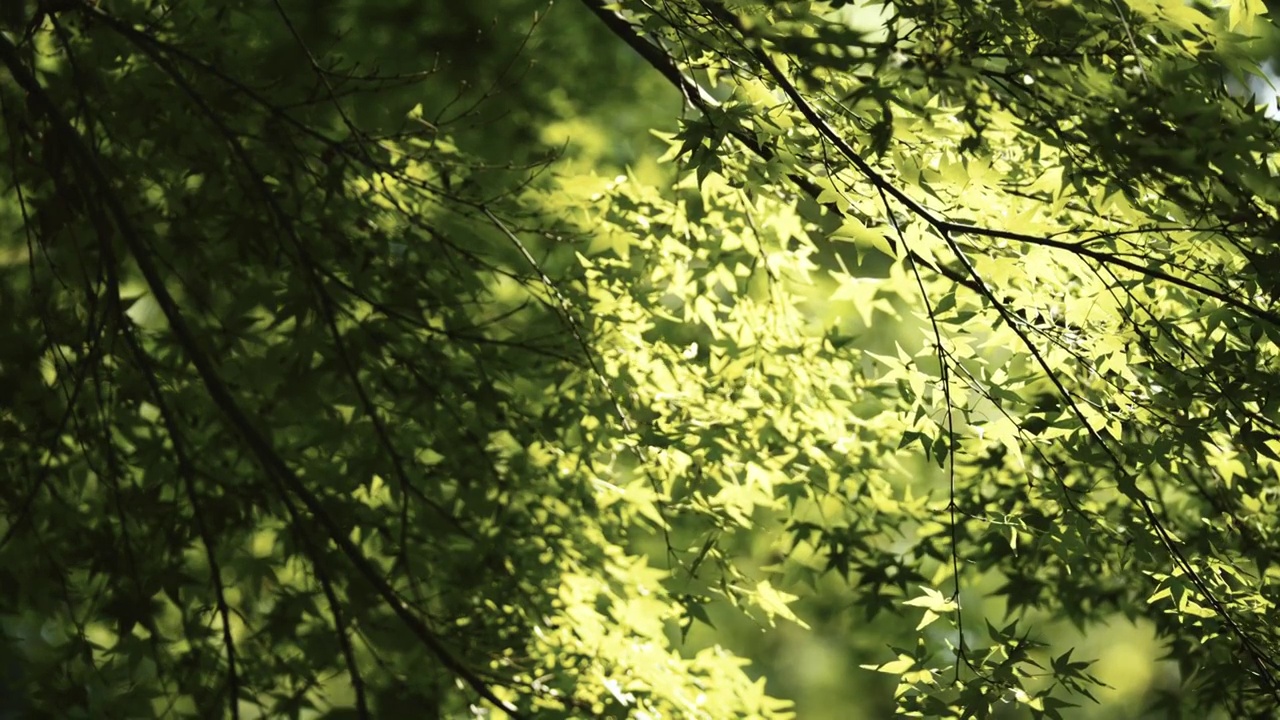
3;0;1280;718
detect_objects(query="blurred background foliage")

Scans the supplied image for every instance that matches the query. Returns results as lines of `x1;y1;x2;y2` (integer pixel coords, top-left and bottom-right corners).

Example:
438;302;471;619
280;0;684;174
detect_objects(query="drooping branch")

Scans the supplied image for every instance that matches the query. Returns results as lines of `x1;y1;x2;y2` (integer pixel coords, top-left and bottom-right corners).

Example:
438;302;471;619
580;0;1280;697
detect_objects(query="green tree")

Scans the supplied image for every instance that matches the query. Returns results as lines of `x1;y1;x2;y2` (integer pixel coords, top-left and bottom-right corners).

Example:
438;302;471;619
2;0;1280;718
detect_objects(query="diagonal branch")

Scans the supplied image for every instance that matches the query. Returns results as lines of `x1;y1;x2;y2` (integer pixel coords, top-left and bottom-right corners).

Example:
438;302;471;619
0;31;524;718
582;0;1280;696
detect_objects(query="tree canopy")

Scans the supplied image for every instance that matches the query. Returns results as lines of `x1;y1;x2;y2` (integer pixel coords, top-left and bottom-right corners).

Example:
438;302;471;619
3;0;1280;717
